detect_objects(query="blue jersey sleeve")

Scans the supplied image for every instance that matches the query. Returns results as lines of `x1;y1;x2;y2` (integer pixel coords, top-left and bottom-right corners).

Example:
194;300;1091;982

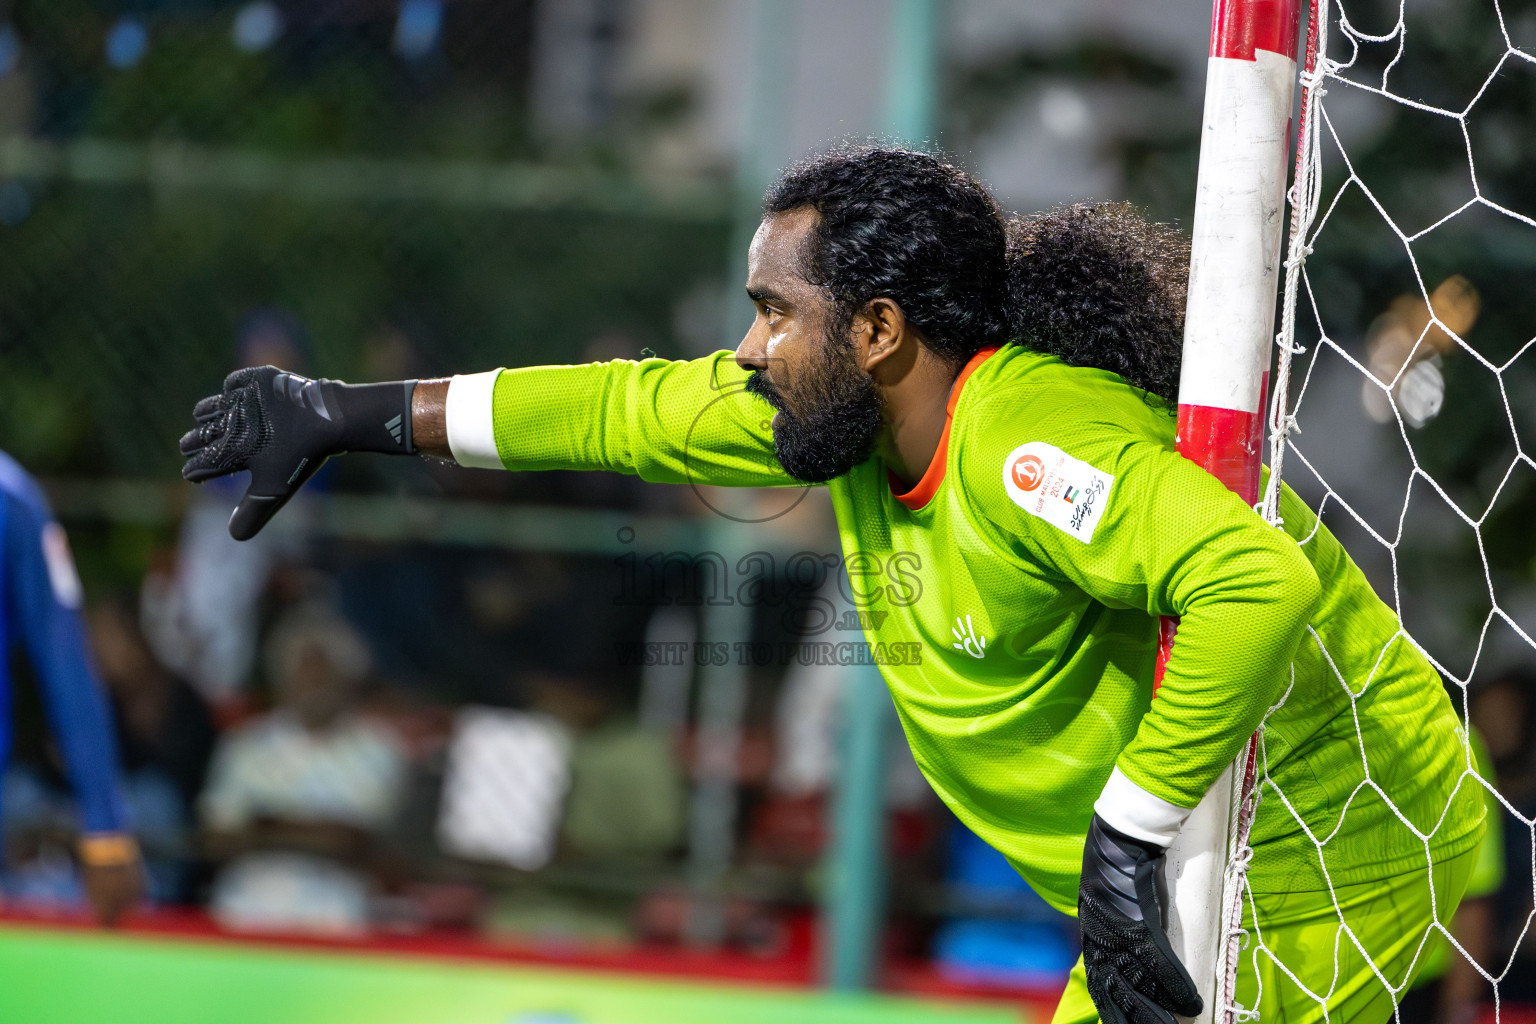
2;482;127;835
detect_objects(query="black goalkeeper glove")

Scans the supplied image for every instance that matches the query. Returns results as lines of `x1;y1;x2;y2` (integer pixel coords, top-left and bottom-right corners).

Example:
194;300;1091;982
180;366;417;541
1079;814;1204;1024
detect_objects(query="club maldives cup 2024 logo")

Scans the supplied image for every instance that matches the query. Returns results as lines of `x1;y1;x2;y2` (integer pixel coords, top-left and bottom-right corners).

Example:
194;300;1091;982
1001;442;1115;544
1010;453;1045;492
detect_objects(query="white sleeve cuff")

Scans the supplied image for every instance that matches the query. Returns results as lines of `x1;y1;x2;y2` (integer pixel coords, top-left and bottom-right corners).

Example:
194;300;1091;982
1094;767;1195;848
445;370;505;469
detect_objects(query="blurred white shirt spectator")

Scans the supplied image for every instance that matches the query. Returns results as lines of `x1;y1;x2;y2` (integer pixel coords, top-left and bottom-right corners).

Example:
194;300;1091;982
200;604;404;935
199;709;403;834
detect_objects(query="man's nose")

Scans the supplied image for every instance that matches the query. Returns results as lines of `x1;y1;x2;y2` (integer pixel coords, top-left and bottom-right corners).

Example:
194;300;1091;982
735;321;767;372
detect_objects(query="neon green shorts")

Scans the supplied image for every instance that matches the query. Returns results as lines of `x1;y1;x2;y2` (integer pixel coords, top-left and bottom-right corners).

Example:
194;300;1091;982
1049;846;1477;1024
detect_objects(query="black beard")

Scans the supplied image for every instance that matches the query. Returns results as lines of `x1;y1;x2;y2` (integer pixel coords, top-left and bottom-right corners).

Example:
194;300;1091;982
745;326;883;484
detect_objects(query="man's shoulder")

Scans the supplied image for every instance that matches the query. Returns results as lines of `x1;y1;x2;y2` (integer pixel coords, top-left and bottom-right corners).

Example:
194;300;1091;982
960;346;1175;436
953;347;1174;488
944;348;1177;547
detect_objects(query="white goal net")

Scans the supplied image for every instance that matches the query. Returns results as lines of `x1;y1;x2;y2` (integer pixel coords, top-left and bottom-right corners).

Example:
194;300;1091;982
1239;0;1536;1019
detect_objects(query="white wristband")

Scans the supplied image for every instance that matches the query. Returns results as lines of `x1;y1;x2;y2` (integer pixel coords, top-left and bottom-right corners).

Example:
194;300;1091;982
445;370;505;469
1093;767;1195;848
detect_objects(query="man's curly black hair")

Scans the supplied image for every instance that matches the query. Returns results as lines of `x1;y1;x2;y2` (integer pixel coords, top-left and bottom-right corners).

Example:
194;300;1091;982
763;145;1188;401
1006;202;1189;402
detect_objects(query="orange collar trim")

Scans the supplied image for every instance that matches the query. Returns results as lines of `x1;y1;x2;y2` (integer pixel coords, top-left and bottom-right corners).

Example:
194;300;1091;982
888;346;1000;511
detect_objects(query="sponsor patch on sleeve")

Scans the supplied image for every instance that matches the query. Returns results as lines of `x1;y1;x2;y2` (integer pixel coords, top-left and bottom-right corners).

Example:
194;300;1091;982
1001;442;1114;543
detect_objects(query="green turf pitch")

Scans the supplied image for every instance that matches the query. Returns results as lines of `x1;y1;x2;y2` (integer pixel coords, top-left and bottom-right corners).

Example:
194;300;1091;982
0;927;1026;1024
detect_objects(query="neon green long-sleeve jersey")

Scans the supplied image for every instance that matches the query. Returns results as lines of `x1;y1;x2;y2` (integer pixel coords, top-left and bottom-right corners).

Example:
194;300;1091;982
480;344;1482;913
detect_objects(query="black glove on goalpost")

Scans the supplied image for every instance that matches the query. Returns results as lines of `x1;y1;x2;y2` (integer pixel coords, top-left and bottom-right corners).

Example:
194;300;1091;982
180;366;417;541
1079;814;1205;1024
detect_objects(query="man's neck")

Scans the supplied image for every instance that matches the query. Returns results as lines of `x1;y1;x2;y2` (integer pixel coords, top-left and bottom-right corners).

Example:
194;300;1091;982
878;352;962;490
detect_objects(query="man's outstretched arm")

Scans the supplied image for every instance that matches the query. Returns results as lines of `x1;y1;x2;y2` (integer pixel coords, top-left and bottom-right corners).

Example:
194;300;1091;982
182;354;791;540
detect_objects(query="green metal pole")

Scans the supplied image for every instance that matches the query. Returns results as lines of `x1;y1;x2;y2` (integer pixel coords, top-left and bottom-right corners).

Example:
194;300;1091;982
823;0;942;994
884;0;941;146
824;662;892;991
685;521;756;946
722;0;798;346
683;0;798;948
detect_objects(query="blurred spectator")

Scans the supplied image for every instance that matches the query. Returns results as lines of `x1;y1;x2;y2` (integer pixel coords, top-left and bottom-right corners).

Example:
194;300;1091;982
146;309;319;714
0;449;142;924
200;604;404;936
563;731;685;863
456;670;692;948
1360;275;1480;429
87;595;216;904
1471;670;1536;808
521;668;685;864
1470;670;1536;1001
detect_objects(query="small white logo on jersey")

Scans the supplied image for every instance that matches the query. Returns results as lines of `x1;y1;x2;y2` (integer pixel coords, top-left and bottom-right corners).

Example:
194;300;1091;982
1001;441;1115;543
42;522;84;609
951;615;987;659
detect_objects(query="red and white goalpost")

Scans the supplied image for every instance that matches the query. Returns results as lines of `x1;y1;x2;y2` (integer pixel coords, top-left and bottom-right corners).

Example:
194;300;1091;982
1162;1;1304;1021
1170;0;1536;1015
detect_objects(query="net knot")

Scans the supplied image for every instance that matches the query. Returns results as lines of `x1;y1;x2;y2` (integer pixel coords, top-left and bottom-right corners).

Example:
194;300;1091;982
1226;1000;1262;1023
1303;56;1341;89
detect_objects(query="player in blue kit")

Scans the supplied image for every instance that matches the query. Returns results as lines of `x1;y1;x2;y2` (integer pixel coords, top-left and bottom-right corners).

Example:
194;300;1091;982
0;450;142;924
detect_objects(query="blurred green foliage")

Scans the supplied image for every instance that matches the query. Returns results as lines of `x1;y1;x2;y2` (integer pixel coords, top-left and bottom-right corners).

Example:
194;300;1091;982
0;2;728;481
0;188;727;478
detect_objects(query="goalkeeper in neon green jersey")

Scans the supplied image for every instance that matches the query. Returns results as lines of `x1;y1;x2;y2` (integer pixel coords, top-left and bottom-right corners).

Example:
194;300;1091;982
182;147;1485;1023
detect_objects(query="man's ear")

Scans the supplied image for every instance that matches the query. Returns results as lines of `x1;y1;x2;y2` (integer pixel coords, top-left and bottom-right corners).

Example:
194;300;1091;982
858;297;911;374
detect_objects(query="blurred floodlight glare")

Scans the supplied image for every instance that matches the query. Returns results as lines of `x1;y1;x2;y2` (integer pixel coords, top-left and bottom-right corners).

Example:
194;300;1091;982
105;17;149;70
0;24;18;77
1039;85;1093;141
231;2;283;54
393;0;444;61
